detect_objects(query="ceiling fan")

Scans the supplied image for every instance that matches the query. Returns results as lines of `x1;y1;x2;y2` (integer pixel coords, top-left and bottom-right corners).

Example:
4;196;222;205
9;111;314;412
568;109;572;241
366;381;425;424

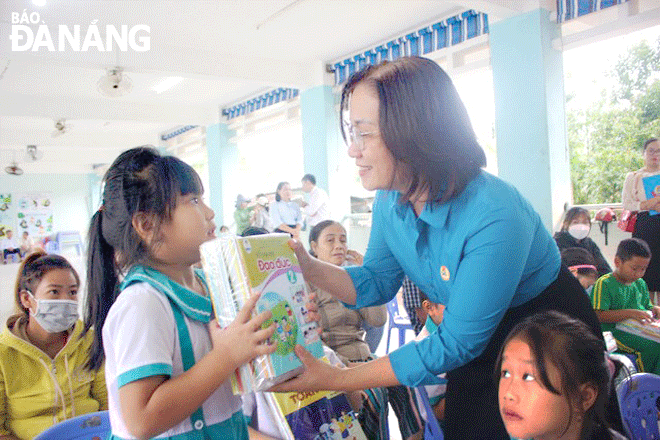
5;162;23;176
97;67;133;97
51;118;71;137
24;145;43;162
4;150;23;175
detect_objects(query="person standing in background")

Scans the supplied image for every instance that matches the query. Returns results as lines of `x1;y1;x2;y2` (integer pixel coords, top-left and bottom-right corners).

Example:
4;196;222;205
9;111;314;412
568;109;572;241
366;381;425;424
251;195;273;232
301;174;331;228
622;138;660;303
233;194;254;235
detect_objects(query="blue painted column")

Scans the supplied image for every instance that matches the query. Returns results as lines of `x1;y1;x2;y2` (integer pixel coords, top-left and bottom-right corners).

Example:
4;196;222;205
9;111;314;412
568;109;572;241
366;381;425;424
490;8;571;232
206;122;237;228
300;85;350;220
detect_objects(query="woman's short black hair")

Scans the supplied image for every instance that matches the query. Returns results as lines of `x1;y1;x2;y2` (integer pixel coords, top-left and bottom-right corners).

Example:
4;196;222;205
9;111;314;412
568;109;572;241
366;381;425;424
275;181;288;202
340;56;486;204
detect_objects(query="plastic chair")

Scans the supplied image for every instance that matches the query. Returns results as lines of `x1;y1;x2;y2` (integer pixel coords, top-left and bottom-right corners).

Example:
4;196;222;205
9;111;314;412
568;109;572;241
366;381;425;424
44;240;60;254
616;372;660;440
57;231;84;256
385;297;414;353
34;411;110;440
417;386;444;440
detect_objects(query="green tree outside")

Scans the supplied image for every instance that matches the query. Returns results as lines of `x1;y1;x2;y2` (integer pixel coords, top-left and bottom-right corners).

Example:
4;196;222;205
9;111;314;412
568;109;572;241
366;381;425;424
568;37;660;204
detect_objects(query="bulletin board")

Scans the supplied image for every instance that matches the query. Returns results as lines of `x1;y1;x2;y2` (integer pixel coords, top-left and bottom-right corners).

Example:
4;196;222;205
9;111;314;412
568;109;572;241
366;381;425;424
0;194;12;239
16;194;53;238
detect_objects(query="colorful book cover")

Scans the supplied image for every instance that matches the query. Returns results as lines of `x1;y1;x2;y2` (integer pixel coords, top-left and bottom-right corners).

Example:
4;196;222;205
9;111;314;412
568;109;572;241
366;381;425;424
642;174;660;215
200;233;324;393
266;390;368;440
616;319;660;343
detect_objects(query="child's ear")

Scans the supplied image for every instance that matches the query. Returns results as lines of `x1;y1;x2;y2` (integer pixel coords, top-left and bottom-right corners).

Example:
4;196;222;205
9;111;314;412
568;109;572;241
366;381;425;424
132;212;157;244
613;256;622;268
579;383;598;412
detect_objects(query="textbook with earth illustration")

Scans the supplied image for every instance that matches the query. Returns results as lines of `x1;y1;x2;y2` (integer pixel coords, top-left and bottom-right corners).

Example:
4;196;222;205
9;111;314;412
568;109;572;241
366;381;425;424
200;233;324;394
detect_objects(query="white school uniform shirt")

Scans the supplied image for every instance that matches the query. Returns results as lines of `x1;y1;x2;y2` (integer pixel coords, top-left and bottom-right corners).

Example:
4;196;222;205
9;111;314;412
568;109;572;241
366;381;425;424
1;236;18;250
303;186;331;227
414;317;447;421
103;266;246;440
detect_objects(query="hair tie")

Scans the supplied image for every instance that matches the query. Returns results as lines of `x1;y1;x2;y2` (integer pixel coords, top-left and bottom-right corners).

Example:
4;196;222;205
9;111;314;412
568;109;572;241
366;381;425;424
569;264;597;271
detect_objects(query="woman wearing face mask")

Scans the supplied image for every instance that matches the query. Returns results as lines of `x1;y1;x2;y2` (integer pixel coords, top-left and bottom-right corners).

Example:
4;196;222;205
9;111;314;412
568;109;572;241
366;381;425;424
0;251;107;440
554;207;611;278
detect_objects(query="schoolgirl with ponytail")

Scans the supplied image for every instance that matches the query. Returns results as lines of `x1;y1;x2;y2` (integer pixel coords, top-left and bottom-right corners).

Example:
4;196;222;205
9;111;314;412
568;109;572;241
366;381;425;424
83;146;276;440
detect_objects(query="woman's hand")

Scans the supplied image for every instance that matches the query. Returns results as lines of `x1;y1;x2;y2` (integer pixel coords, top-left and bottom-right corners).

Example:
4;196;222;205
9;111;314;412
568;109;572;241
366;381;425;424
346;249;364;266
210;292;277;369
640;196;660;211
268;345;342;392
289;238;315;274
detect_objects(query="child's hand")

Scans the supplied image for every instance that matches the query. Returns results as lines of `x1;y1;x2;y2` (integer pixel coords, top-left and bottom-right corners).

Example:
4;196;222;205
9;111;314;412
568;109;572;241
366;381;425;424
209;292;276;369
652;306;660;320
629;309;654;324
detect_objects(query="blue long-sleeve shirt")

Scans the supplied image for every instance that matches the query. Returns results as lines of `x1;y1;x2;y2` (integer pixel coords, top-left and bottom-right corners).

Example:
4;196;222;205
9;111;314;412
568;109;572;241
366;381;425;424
270;201;302;229
345;171;560;387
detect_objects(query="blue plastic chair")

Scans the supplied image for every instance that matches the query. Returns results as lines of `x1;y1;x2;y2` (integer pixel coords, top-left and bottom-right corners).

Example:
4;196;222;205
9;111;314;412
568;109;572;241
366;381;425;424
44;240;60;254
34;411;110;440
57;231;84;256
616;372;660;440
417;386;444;440
385;297;414;353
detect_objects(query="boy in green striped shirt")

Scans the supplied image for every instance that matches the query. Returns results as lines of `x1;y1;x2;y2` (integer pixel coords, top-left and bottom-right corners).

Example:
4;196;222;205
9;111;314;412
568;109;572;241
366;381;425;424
591;238;660;374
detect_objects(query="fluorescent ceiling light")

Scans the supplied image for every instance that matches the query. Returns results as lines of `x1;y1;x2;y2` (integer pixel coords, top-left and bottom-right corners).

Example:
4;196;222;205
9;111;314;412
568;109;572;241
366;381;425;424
32;0;46;6
152;77;183;94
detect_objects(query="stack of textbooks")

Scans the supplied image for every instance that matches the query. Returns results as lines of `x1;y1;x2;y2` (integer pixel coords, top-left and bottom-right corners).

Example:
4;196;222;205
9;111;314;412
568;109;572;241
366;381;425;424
616;319;660;343
264;390;368;440
200;233;324;393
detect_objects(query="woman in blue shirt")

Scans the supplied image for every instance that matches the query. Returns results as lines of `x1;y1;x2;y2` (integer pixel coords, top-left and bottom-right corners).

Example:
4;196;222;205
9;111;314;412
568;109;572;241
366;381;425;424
273;57;603;440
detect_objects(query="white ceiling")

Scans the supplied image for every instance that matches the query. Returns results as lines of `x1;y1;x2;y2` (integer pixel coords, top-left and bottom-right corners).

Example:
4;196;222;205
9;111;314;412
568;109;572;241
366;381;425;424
0;0;546;174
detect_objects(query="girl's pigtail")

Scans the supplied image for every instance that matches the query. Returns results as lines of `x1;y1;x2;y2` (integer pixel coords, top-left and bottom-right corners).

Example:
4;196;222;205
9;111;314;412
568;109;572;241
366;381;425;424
84;209;119;371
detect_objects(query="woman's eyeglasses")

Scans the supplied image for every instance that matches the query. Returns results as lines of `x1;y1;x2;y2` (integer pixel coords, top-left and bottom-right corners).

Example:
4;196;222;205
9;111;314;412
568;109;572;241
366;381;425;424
342;123;379;150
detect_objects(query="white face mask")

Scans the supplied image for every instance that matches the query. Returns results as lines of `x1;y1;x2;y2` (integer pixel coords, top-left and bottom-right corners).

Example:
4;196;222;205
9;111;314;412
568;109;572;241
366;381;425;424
28;291;79;333
568;223;590;241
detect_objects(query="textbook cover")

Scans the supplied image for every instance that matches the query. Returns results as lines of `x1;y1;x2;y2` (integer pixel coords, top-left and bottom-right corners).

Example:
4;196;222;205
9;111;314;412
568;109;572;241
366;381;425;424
200;233;324;393
265;390;368;440
616;318;660;343
642;174;660;215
